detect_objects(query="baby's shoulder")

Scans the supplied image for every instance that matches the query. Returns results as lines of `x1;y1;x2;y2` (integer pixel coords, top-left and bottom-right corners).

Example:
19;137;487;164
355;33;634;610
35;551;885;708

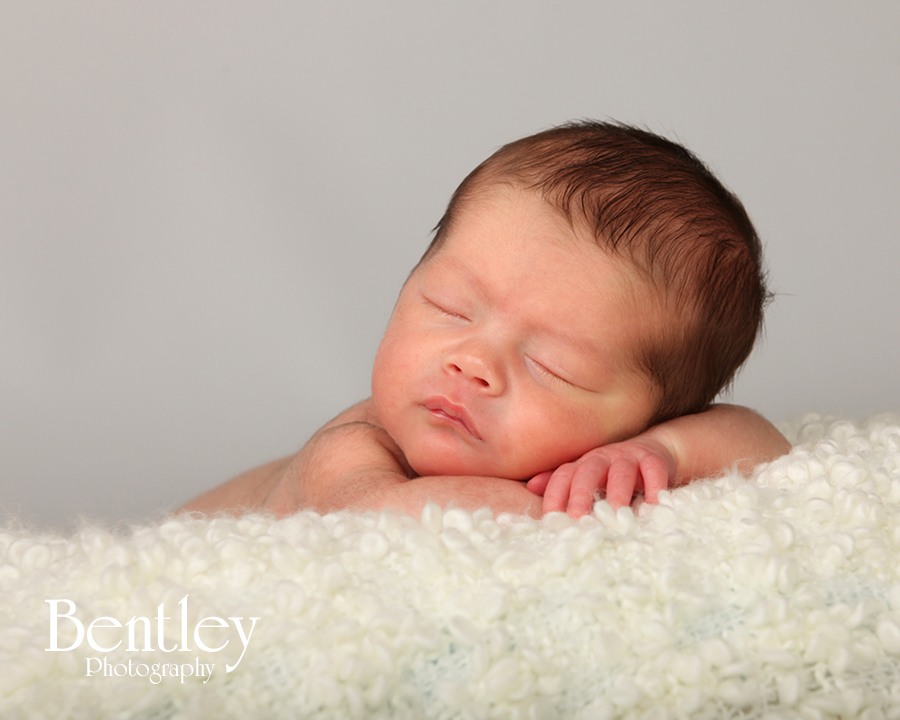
322;397;380;430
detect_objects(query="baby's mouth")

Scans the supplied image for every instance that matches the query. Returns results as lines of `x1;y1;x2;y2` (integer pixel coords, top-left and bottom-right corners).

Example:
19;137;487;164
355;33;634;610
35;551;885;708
423;398;482;440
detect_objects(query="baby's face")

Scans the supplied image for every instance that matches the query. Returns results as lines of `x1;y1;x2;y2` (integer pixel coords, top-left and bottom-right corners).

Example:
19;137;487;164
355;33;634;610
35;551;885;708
371;185;658;480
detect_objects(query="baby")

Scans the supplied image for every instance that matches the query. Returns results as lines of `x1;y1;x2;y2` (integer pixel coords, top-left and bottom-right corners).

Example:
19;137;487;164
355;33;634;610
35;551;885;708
182;121;789;519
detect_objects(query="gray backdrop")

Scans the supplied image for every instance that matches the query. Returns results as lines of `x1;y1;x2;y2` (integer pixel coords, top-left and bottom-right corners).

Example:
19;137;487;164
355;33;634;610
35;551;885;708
2;2;898;528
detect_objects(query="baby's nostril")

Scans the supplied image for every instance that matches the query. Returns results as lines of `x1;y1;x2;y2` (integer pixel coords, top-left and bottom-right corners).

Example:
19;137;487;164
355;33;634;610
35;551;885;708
447;361;490;387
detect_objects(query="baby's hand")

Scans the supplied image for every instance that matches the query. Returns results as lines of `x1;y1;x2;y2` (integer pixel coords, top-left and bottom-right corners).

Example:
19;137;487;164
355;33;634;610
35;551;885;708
525;437;676;517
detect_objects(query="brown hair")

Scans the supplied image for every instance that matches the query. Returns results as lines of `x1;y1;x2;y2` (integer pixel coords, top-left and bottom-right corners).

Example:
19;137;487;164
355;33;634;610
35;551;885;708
424;120;771;425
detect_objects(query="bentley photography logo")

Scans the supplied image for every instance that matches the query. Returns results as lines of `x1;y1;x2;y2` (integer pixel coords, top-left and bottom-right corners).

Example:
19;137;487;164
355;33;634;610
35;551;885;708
45;596;260;685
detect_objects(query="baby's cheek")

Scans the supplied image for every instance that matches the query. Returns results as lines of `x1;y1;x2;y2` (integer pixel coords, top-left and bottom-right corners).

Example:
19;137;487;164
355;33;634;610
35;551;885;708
513;424;598;475
370;361;407;425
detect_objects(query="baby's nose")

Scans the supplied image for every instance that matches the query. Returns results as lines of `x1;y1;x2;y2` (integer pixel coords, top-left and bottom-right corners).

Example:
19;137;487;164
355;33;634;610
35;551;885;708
443;347;504;393
447;361;490;388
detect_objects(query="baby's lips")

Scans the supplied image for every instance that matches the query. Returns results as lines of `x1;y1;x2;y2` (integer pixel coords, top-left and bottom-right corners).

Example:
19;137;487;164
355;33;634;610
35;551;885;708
422;397;482;440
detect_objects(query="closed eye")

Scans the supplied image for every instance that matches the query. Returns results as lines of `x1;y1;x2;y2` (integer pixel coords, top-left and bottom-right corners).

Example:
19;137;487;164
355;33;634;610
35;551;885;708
423;296;468;321
528;356;573;387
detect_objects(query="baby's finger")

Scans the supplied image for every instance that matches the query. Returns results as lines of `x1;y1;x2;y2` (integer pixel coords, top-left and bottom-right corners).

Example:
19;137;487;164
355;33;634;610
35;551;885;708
526;471;553;496
639;454;670;504
604;457;639;509
541;465;576;514
566;454;611;518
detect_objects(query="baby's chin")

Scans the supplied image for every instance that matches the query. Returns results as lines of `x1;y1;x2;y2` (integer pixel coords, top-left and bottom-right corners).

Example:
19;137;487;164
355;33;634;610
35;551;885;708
405;450;531;481
392;423;540;480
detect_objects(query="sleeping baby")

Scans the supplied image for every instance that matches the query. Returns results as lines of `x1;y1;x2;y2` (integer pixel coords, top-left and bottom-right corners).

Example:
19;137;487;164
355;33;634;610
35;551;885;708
181;121;790;520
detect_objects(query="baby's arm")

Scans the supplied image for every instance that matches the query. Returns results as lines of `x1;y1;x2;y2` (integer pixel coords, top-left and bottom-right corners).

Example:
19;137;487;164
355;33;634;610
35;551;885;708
527;404;790;517
179;400;542;518
260;422;541;518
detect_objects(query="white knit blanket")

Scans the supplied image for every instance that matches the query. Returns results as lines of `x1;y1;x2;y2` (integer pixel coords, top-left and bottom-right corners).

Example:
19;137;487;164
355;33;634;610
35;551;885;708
3;415;900;718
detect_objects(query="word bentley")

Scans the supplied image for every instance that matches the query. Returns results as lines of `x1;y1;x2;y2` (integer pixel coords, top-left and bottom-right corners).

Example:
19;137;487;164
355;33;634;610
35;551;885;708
46;595;260;673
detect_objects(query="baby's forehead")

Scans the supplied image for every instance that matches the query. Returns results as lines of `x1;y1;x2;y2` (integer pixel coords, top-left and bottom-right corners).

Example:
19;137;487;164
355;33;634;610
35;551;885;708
423;221;662;344
434;187;657;285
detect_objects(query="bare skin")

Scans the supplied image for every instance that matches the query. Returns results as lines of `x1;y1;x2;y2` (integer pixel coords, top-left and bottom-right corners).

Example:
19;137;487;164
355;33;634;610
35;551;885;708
180;399;789;520
180;186;790;520
180;399;546;518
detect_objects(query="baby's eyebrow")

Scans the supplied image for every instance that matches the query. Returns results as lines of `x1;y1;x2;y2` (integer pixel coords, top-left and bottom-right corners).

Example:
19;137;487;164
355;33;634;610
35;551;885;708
539;325;604;363
433;257;488;296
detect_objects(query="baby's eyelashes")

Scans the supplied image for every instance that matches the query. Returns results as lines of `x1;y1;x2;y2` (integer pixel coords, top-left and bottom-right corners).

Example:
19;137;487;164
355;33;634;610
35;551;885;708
527;356;572;387
422;296;469;321
525;355;605;395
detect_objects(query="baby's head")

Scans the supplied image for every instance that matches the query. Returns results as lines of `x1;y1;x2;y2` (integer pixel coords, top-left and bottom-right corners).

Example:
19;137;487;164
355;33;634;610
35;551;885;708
372;121;769;480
